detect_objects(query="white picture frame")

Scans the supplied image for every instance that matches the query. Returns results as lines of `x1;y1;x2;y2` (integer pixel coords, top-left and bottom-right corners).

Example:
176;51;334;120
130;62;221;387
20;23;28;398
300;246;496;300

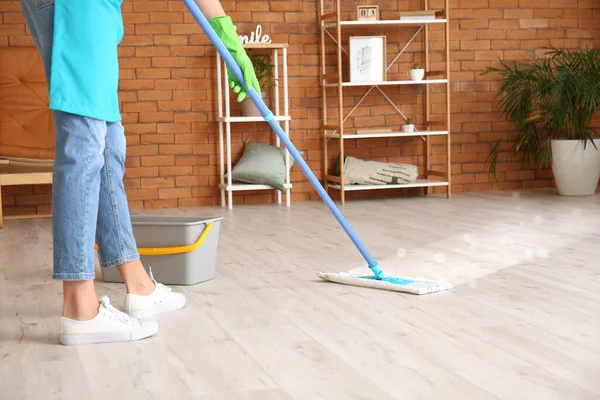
349;36;386;83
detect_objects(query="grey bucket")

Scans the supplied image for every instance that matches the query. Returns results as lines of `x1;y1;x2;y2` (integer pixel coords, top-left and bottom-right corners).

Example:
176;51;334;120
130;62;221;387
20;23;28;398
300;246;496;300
100;215;223;286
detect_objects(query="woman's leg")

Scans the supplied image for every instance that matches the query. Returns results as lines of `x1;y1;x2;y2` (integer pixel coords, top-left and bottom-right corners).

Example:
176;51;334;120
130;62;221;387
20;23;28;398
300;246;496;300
96;121;186;318
51;112;106;313
94;121;154;295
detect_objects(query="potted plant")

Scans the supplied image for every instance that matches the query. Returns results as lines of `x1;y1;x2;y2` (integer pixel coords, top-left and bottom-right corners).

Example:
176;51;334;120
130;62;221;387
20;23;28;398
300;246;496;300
403;117;415;133
482;46;600;196
243;52;277;117
409;63;425;81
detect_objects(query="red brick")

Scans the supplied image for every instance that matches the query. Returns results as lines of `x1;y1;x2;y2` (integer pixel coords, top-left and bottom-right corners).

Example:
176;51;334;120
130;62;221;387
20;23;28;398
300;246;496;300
171;24;201;35
135;24;171;35
149;12;185;23
138;90;173;101
459;19;489;30
154;35;189;45
521;0;549;6
128;145;159;156
141;134;175;145
534;8;563;18
133;2;168;12
141;177;175;189
477;30;508;40
519;19;549;29
3;13;25;24
141;155;175;167
175;176;210;187
270;1;303;11
120;80;155;90
144;199;178;209
126;189;159;201
159;145;193;155
459;0;488;7
158;187;192;199
139;111;174;123
492;39;522;49
175;155;209;166
489;0;518;6
152;57;187;68
504;9;533;19
160;166;194;177
155;79;189;90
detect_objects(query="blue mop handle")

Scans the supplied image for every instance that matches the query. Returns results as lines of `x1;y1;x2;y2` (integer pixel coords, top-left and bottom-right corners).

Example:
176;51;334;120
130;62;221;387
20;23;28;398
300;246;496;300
182;0;383;279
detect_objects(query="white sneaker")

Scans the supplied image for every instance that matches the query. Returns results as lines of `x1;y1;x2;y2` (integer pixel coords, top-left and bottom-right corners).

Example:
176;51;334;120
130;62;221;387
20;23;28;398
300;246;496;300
123;268;186;319
59;296;158;346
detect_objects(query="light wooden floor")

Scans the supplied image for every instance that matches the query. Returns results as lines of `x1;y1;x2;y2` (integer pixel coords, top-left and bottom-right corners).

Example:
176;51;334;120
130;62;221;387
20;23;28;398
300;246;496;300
1;189;599;400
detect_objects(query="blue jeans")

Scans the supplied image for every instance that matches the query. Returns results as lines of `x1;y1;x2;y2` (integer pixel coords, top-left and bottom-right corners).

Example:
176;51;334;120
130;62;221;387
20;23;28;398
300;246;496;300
21;0;140;280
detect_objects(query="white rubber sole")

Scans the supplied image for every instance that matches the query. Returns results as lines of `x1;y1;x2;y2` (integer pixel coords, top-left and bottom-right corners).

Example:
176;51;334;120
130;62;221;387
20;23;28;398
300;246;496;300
125;296;186;319
59;322;158;346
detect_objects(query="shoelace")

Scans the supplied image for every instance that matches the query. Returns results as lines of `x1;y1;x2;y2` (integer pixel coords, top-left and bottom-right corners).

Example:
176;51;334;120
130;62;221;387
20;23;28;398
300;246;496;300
148;267;172;293
100;295;134;324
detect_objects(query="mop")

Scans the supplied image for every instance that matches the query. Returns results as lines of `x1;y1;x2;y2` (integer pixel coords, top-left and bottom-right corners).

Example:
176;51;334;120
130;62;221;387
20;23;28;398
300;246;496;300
182;0;452;295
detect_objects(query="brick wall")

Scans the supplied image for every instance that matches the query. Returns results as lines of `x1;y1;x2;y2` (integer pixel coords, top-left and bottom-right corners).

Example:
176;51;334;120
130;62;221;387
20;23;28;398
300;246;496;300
1;0;599;215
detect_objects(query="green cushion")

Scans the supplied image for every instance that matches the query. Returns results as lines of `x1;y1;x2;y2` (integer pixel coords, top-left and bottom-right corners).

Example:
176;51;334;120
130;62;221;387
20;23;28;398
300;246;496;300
229;140;299;191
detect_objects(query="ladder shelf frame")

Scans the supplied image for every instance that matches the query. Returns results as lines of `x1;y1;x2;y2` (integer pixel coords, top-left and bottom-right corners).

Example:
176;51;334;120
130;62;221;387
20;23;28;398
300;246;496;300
318;0;452;205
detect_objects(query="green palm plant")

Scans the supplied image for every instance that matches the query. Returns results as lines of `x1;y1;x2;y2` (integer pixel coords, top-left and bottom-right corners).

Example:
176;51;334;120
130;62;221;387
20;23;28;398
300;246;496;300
481;46;600;180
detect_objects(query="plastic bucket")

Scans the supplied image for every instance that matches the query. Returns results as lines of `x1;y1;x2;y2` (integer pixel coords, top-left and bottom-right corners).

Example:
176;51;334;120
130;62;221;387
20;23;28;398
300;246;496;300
99;215;223;286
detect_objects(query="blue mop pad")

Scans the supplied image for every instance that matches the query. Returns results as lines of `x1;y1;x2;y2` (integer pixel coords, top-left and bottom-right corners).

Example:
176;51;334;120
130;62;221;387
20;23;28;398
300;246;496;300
182;0;452;295
317;271;452;295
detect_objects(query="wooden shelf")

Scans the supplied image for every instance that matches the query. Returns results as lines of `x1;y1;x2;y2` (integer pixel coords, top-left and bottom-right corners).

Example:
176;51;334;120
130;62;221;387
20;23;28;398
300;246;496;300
218;116;291;123
324;18;447;29
218;183;293;191
328;130;448;139
325;79;447;87
242;43;289;49
327;179;449;191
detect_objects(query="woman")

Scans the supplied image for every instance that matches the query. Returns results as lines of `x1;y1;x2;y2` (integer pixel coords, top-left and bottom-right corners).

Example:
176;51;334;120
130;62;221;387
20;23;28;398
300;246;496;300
20;0;260;345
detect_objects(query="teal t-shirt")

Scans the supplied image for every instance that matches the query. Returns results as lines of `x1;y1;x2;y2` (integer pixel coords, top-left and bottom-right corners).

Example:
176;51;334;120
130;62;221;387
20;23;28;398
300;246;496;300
49;0;124;122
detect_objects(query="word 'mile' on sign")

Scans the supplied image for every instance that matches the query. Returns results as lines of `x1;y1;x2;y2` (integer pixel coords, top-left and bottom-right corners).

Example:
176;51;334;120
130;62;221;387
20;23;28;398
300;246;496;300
238;24;272;44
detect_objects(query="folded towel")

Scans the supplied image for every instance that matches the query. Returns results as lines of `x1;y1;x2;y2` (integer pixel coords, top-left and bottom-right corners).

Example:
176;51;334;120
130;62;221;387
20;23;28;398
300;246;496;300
343;156;418;185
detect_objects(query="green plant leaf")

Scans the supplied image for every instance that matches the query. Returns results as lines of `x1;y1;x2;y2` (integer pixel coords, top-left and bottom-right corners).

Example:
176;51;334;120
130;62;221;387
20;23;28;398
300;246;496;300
482;46;600;181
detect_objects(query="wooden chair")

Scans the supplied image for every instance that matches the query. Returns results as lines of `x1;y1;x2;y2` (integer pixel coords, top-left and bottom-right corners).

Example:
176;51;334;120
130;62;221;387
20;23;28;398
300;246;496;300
0;47;54;229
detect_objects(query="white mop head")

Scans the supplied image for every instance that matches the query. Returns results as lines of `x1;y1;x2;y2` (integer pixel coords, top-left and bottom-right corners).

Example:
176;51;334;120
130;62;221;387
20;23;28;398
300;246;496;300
317;270;452;295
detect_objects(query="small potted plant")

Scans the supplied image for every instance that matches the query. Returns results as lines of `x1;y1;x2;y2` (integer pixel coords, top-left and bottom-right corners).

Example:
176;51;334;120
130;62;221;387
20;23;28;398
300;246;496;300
409;63;425;81
403;117;415;133
243;52;277;117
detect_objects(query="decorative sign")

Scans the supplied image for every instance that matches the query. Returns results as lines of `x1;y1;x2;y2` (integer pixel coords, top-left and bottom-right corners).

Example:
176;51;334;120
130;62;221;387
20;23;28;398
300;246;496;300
357;6;379;21
238;24;272;45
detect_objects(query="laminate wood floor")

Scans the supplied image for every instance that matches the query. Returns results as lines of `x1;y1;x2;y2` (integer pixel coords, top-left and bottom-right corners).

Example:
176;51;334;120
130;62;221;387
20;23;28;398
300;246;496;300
1;189;599;400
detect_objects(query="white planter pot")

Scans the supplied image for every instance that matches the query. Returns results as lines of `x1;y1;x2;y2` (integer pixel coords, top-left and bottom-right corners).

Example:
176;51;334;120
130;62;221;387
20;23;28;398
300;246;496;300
409;69;425;81
242;92;265;117
551;138;600;196
403;124;415;133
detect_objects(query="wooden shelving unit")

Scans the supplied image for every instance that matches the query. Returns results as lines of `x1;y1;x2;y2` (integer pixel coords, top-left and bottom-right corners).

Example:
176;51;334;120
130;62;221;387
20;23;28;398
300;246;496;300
318;0;452;205
215;43;292;209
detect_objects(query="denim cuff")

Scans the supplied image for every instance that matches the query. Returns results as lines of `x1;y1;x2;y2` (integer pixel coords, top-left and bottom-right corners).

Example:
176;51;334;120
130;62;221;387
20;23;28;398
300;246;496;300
100;252;140;268
53;272;95;281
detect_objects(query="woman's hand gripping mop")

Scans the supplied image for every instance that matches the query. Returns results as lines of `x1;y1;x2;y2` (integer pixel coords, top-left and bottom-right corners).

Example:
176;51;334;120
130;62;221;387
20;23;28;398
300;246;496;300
182;0;452;295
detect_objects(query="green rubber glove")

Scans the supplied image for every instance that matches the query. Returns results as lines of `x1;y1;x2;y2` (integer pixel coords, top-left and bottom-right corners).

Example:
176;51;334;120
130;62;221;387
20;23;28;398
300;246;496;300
209;16;261;103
